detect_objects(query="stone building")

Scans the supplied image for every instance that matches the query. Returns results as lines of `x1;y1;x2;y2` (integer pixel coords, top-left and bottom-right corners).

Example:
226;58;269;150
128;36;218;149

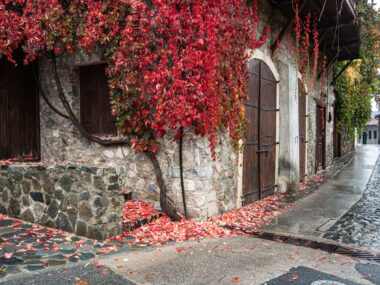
359;119;379;144
0;0;360;239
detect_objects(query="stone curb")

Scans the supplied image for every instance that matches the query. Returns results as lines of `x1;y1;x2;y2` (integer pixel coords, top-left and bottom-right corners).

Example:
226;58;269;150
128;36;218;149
243;229;380;263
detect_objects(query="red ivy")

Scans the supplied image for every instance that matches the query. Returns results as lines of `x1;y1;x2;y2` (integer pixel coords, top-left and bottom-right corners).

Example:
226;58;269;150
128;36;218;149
0;0;269;157
285;4;319;93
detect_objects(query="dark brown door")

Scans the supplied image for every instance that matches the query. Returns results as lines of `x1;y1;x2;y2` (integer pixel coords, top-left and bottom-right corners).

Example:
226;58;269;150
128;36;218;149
333;106;341;158
315;105;326;172
298;80;307;181
80;64;117;136
243;59;277;205
0;57;40;160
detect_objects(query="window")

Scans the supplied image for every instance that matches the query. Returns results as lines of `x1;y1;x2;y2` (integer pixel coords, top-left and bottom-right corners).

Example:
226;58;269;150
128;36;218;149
369;131;372;140
80;64;117;136
375;131;377;140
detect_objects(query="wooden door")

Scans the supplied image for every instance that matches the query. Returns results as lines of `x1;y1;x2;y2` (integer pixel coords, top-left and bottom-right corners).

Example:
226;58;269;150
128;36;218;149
243;60;260;203
315;105;326;172
259;62;277;198
243;59;277;205
298;80;307;181
363;132;367;144
0;57;40;160
0;60;9;159
333;106;341;158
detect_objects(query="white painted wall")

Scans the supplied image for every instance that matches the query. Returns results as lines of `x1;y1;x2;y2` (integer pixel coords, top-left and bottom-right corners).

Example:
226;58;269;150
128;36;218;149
277;60;300;192
359;125;379;144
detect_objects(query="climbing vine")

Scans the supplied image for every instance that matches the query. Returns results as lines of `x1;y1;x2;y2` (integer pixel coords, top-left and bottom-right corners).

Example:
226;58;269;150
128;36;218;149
334;0;379;137
285;4;320;93
0;0;268;220
0;0;268;157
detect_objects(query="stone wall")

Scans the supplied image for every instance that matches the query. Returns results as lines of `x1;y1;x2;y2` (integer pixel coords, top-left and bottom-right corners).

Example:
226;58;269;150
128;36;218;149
38;53;237;220
0;164;124;240
1;0;341;236
305;75;336;175
341;129;355;155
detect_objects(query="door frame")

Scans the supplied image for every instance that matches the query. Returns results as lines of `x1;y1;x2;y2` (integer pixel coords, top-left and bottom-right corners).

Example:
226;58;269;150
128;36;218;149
236;49;280;208
315;102;327;172
298;79;308;181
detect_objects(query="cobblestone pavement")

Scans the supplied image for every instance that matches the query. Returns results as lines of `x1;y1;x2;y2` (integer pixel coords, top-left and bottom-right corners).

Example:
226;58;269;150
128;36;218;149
1;263;135;285
323;155;380;248
0;215;142;279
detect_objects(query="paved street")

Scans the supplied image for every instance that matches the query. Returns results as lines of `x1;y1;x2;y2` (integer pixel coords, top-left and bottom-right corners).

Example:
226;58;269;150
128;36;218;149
100;236;378;285
1;145;380;284
260;145;380;244
323;151;380;247
0;263;135;285
2;235;380;285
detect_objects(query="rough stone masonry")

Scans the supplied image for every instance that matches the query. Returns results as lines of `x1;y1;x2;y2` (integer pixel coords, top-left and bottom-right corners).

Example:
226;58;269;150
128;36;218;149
0;164;124;240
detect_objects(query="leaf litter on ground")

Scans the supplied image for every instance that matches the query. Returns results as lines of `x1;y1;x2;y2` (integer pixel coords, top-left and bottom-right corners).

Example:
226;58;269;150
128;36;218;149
113;193;294;245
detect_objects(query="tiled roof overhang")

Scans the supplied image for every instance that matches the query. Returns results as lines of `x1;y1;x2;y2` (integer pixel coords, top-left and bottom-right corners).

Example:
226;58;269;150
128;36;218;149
269;0;360;62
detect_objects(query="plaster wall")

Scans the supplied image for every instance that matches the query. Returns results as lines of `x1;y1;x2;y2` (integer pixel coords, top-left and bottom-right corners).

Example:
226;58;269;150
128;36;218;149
277;60;300;192
359;125;379;144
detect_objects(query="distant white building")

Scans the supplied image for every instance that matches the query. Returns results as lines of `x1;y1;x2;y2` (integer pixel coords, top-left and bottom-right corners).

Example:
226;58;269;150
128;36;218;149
359;118;379;144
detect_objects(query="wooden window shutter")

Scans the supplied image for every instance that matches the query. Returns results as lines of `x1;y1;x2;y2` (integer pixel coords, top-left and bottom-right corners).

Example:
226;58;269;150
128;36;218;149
79;64;117;136
0;55;40;161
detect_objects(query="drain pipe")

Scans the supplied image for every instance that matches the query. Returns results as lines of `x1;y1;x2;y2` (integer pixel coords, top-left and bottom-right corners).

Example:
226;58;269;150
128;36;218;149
179;127;188;220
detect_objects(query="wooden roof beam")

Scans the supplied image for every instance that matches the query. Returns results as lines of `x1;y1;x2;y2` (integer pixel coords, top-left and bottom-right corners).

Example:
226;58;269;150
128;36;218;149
317;21;356;34
327;41;359;51
330;59;353;85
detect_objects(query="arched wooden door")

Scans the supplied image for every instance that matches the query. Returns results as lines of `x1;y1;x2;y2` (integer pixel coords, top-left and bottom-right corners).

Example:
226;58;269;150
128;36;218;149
298;80;307;181
242;59;277;205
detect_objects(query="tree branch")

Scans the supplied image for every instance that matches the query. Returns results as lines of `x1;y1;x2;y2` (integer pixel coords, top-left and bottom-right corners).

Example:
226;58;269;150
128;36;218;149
33;65;70;120
50;51;180;221
50;52;129;146
145;151;182;222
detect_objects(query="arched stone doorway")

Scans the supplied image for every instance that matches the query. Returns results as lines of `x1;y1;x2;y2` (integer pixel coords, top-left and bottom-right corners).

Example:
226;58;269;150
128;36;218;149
242;59;277;205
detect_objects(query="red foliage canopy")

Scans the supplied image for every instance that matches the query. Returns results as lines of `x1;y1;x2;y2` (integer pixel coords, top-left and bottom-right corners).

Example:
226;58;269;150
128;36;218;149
0;0;268;156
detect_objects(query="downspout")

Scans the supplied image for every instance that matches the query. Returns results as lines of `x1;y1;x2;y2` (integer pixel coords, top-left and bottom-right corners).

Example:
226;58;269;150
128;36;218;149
179;127;188;219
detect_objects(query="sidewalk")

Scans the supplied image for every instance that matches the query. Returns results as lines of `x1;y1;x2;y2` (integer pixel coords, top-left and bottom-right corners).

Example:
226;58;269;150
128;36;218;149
259;145;380;239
